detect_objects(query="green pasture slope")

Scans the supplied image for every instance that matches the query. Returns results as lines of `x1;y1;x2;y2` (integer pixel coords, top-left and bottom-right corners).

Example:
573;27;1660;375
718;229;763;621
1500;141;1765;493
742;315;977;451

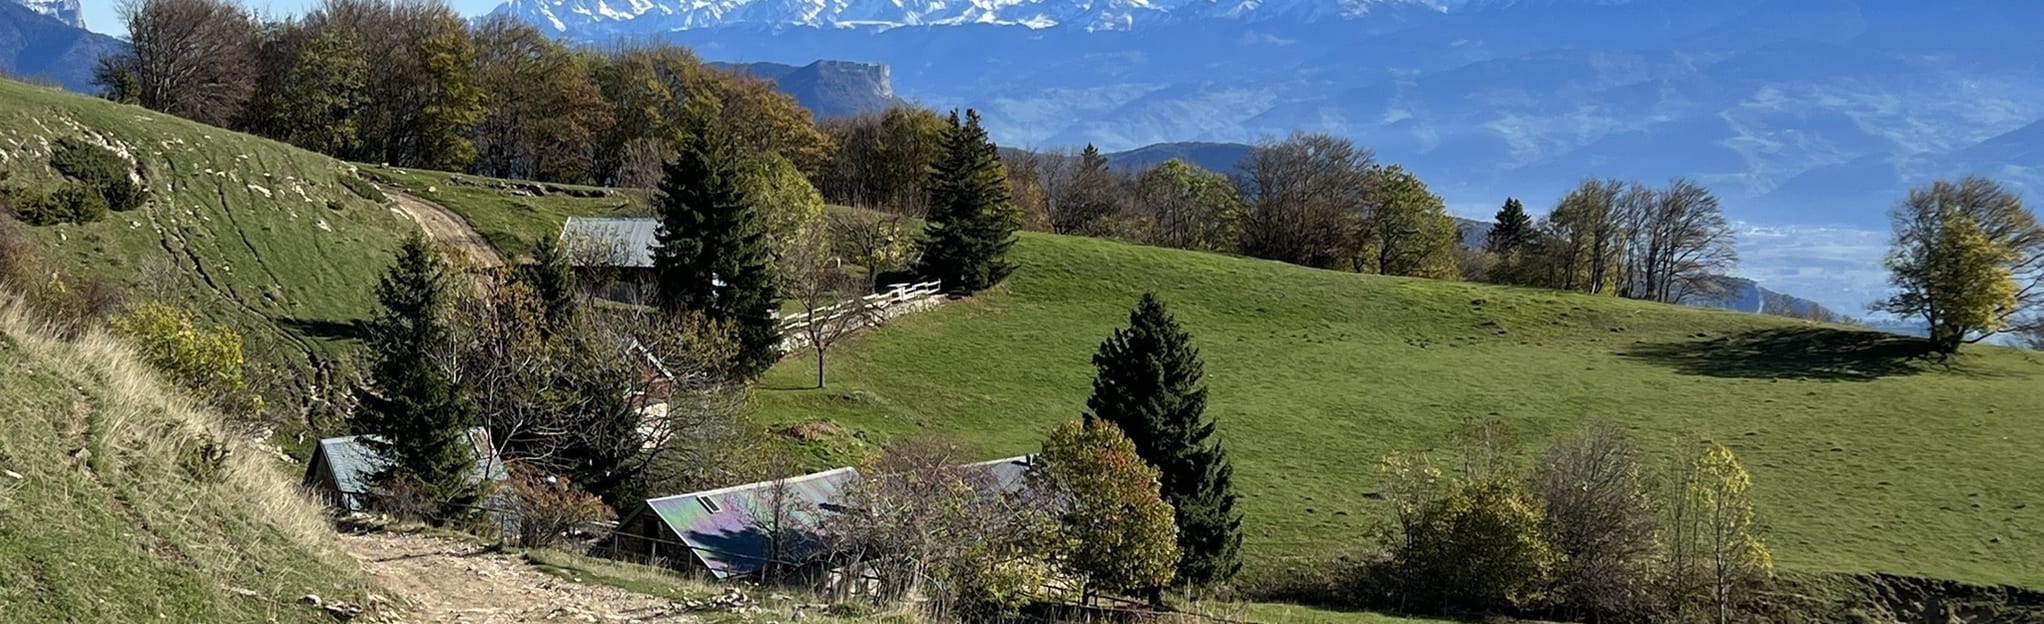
363;165;645;261
755;231;2044;590
0;303;374;622
0;78;413;398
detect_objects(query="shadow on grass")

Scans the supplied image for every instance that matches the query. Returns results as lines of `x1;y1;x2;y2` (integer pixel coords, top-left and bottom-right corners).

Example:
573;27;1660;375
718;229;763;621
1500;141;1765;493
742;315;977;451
280;317;365;342
1621;327;1937;382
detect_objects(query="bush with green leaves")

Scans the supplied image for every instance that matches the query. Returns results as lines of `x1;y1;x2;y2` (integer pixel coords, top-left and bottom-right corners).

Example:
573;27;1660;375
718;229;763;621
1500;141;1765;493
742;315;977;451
1381;454;1559;613
108;302;263;417
12;184;109;225
50;137;144;212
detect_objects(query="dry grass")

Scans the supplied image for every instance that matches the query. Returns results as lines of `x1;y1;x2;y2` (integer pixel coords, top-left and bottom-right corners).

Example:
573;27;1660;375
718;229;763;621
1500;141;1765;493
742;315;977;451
0;294;371;623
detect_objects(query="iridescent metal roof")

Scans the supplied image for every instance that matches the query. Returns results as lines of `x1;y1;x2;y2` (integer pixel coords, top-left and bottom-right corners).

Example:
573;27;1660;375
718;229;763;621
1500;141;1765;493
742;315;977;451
643;467;861;578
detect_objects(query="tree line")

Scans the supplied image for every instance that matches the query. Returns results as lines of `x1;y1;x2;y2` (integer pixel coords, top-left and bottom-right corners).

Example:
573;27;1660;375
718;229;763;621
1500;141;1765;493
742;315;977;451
95;0;829;186
824;123;1753;308
1482;177;1739;305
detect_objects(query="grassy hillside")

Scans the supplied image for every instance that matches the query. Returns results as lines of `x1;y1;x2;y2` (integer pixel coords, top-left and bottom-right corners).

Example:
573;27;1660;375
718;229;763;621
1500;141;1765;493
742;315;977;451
754;232;2044;589
363;165;644;261
0;78;414;414
0;298;373;622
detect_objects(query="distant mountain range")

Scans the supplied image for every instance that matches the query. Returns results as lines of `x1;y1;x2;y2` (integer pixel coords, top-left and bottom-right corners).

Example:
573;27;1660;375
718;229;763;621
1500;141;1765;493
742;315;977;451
497;0;2044;231
708;60;904;119
0;0;122;93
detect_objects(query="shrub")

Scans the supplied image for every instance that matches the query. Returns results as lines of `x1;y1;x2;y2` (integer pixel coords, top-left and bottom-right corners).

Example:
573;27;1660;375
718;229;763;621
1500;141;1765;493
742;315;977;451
99;178;146;213
505;468;614;548
338;175;385;203
1383;455;1558;613
108;302;263;416
12;184;109;226
50;137;127;184
30;272;124;335
50;137;144;212
60;185;110;223
1530;423;1659;621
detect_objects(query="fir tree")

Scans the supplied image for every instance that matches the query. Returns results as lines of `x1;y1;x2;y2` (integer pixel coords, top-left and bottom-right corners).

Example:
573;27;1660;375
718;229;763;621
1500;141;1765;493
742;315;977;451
1085;293;1243;588
516;234;578;331
917;109;1020;294
353;234;480;519
651;115;781;377
1486;197;1535;255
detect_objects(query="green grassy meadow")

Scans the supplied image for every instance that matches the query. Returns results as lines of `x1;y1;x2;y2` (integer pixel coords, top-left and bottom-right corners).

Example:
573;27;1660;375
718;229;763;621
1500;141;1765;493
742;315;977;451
0;78;415;402
755;231;2044;589
364;165;646;261
0;302;374;622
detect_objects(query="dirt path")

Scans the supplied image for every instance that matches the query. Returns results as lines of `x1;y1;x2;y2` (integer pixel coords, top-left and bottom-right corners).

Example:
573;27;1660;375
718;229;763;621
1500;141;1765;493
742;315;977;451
339;532;695;624
382;186;505;269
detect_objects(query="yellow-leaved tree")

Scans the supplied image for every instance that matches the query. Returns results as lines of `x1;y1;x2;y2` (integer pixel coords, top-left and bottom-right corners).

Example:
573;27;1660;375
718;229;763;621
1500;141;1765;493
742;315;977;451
1923;213;2018;350
1664;442;1772;624
1877;177;2044;354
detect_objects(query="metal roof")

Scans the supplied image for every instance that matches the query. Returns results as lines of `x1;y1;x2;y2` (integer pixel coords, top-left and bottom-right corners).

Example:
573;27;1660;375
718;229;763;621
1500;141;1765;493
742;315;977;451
560;217;659;268
961;455;1033;496
308;428;509;513
643;467;862;579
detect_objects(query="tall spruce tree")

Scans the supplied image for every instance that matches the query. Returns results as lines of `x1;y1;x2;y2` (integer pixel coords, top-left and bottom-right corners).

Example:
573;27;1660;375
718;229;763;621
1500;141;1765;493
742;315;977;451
651;115;781;377
517;234;578;331
917;109;1020;294
353;234;480;519
1085;293;1243;587
1487;197;1535;255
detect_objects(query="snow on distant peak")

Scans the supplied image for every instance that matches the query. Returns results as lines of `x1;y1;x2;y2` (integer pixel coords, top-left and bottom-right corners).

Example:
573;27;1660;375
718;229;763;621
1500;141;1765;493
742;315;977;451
496;0;1451;36
10;0;84;28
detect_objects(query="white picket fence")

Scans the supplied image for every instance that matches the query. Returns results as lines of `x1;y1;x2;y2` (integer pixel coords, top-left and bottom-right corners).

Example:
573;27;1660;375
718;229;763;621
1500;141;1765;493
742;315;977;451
778;280;944;351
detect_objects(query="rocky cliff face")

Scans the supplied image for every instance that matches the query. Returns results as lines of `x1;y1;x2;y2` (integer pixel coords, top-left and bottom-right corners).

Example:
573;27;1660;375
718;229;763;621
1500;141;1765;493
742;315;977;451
9;0;80;29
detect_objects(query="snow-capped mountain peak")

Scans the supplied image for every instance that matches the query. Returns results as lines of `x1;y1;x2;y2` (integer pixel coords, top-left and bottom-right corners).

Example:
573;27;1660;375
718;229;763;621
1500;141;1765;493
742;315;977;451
8;0;83;29
495;0;1449;35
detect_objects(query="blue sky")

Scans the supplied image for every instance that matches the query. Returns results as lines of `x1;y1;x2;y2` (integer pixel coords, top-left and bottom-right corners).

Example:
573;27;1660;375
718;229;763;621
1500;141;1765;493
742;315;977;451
83;0;502;35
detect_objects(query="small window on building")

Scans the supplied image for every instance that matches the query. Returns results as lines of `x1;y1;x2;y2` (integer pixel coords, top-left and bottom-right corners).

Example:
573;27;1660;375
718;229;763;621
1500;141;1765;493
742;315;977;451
699;497;722;514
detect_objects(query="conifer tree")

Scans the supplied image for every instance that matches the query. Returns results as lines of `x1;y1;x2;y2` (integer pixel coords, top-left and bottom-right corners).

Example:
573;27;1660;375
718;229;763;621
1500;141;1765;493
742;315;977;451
1487;197;1535;255
353;234;480;519
917;109;1020;295
652;115;781;377
1085;294;1243;587
516;234;578;331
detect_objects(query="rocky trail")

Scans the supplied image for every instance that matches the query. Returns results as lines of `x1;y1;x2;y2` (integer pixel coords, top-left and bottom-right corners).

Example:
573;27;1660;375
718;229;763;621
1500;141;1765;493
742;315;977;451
337;532;695;624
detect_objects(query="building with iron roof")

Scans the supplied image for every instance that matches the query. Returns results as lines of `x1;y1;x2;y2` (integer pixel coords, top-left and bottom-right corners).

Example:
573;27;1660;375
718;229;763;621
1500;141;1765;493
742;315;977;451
302;427;509;514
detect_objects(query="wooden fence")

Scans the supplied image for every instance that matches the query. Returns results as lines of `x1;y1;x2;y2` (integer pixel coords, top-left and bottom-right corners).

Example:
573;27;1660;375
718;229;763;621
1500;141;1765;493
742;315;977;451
777;280;943;351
